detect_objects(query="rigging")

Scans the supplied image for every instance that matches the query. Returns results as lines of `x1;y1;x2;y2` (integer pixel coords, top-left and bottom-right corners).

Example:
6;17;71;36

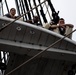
47;0;60;24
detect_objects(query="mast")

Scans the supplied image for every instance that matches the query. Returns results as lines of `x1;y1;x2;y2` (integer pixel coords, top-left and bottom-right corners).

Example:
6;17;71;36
24;0;32;20
15;0;27;20
33;0;42;25
47;0;60;24
28;0;34;17
38;0;47;23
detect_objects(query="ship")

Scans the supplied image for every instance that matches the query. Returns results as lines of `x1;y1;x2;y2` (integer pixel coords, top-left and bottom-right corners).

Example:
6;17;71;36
0;0;76;75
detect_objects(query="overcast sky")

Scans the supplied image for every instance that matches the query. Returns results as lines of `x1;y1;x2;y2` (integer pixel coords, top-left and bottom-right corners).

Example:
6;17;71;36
2;0;76;41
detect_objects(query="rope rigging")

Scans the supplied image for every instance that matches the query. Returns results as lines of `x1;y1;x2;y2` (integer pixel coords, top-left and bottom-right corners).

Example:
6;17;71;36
38;0;47;23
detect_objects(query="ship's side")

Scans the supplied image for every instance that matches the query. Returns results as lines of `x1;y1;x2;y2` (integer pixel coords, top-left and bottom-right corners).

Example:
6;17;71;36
0;17;76;75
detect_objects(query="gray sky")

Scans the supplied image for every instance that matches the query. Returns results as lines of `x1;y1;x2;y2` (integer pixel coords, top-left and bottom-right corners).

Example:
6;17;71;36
2;0;76;41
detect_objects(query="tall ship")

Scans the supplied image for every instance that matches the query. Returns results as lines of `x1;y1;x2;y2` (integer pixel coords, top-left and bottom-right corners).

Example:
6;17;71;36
0;0;76;75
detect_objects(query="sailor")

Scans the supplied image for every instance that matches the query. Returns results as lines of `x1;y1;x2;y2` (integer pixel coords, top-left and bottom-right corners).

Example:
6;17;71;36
4;8;17;19
32;16;40;25
43;18;74;37
58;18;66;35
58;18;74;36
26;16;41;26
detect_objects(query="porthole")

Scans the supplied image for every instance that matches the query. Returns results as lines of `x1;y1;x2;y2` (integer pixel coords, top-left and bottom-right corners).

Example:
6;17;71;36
16;26;21;31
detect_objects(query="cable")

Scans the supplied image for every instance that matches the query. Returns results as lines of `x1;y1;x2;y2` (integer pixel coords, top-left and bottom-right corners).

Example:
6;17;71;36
0;0;47;32
4;0;9;13
6;29;76;75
